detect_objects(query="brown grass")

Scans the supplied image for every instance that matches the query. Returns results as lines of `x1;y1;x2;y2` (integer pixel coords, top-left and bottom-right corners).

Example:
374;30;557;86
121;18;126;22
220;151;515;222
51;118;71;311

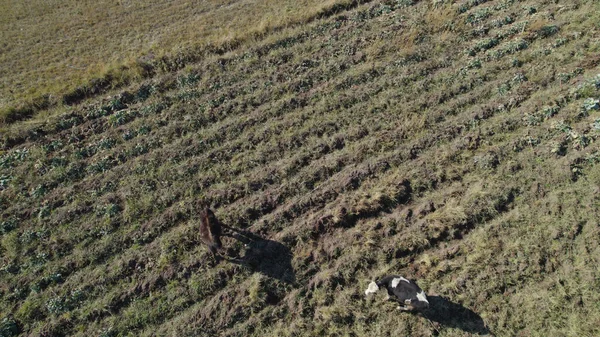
0;0;359;122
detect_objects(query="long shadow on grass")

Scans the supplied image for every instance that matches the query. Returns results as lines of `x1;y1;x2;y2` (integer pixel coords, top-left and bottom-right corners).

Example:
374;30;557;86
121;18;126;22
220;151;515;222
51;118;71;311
223;227;296;285
421;296;491;335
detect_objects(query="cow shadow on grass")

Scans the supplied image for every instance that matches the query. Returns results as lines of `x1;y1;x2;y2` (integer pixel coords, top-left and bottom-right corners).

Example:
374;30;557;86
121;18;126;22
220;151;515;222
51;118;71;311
420;296;491;335
222;227;295;285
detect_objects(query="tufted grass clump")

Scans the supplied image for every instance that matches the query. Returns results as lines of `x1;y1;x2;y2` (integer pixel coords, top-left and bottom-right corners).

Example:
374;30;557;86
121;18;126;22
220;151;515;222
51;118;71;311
46;288;86;315
571;74;600;99
486;38;528;60
536;24;559;38
0;149;28;169
466;37;499;56
582;98;600;112
465;7;492;25
0;218;18;235
0;317;20;337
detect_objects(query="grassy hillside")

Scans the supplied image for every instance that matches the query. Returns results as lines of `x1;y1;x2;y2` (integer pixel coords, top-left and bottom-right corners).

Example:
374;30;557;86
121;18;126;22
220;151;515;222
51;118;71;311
2;0;600;336
0;0;356;122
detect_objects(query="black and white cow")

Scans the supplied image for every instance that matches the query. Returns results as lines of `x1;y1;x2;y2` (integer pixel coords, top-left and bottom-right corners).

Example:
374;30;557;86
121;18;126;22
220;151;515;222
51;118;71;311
365;275;429;311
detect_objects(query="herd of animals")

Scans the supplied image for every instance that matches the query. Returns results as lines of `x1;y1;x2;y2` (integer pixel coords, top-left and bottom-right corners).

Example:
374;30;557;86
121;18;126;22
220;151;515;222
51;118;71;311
198;207;430;312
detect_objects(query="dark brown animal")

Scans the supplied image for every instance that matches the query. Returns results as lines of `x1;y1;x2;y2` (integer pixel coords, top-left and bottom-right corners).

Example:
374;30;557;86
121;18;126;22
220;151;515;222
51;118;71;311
199;207;223;257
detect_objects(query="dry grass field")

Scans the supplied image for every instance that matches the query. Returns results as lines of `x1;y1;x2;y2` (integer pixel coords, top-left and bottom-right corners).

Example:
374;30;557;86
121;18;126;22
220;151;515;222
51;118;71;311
1;0;600;336
0;0;356;122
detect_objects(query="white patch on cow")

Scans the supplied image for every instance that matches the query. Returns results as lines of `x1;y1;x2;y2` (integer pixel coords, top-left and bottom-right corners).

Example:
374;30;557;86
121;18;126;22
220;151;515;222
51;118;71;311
365;281;379;295
391;277;410;288
416;290;428;303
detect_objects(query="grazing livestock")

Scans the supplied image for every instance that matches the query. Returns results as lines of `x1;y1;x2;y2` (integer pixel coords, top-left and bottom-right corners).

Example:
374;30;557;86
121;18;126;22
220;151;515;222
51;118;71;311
365;275;429;311
199;207;223;258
